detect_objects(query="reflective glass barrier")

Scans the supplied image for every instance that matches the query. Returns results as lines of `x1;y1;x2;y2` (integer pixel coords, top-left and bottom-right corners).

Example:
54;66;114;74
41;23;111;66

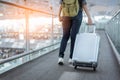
0;0;61;74
105;10;120;54
0;43;60;74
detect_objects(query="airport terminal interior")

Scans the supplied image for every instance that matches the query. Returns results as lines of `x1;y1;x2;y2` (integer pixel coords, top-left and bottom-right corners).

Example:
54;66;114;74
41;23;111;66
0;0;120;80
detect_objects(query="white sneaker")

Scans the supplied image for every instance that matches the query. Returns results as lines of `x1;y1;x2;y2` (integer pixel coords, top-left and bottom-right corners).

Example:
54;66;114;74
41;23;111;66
68;59;73;64
58;57;64;65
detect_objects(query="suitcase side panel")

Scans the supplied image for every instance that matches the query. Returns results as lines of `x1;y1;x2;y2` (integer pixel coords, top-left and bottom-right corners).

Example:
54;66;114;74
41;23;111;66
72;33;100;63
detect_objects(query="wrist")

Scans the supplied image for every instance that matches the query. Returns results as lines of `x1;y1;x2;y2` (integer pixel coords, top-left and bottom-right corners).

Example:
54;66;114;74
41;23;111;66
88;17;91;19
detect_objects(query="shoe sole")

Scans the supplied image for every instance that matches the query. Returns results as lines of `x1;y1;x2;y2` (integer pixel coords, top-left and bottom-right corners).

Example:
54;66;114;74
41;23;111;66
58;62;64;65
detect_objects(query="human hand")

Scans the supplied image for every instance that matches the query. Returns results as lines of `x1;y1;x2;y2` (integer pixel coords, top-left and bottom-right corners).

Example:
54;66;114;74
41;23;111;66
87;18;93;25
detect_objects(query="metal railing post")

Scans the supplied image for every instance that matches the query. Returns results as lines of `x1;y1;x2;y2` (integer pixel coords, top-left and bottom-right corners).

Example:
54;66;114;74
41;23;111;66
24;0;30;52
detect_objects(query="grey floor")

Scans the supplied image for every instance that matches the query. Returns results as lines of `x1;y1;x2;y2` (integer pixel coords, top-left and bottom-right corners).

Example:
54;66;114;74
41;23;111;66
0;30;120;80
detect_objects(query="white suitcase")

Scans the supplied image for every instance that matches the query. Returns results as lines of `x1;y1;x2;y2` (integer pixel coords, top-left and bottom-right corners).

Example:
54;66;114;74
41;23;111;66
72;25;100;71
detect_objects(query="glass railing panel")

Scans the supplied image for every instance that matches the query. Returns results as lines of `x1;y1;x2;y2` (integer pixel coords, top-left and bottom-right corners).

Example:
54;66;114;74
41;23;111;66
0;0;61;74
105;11;120;54
0;0;62;58
0;42;60;74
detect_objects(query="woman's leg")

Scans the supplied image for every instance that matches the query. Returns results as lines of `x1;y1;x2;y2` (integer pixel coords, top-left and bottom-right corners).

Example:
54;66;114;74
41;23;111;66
59;18;71;58
70;11;83;59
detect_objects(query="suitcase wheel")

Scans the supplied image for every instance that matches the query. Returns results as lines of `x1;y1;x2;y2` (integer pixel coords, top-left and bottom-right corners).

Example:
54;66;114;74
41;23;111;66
92;62;97;71
93;67;96;71
74;65;77;69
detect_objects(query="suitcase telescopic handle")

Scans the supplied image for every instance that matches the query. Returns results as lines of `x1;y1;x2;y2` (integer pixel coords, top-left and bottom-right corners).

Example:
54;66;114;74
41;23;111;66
85;23;96;33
